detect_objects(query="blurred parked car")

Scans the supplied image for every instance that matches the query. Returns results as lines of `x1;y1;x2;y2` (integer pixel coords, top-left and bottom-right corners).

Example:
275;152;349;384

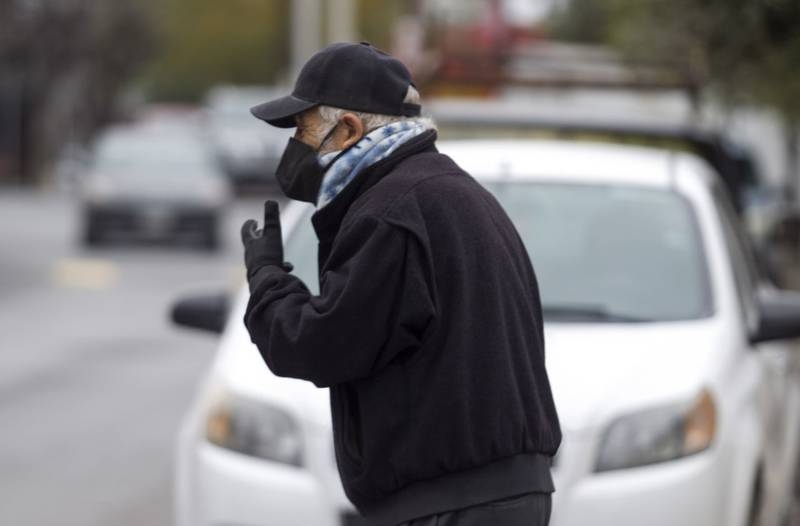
205;85;292;191
172;138;800;526
81;123;230;249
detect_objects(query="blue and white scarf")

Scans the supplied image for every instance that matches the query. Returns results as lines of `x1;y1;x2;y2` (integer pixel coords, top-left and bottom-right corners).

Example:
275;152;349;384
316;118;435;209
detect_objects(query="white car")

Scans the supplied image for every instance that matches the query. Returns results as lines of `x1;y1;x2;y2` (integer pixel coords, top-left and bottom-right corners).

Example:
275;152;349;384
82;121;230;249
205;85;293;189
173;138;800;526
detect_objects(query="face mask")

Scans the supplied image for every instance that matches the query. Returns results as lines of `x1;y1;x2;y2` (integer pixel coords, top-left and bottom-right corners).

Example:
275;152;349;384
274;123;342;203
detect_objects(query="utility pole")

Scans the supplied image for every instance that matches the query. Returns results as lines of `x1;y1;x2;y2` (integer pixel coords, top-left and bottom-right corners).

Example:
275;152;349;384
327;0;356;44
291;0;322;77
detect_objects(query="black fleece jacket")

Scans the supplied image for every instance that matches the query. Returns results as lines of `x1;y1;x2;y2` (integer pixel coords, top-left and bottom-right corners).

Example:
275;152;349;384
244;130;561;525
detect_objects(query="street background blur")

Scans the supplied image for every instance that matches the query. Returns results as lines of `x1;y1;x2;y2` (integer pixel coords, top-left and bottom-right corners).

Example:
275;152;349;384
2;1;800;525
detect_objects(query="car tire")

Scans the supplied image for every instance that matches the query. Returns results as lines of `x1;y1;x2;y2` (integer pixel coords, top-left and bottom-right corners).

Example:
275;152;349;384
748;467;765;526
200;228;219;251
83;223;103;247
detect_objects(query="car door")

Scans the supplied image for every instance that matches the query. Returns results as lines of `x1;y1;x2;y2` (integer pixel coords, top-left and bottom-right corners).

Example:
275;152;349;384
712;184;800;522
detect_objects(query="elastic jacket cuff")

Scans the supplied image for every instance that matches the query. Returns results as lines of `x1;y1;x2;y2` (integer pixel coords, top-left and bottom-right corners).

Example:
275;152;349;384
247;264;288;294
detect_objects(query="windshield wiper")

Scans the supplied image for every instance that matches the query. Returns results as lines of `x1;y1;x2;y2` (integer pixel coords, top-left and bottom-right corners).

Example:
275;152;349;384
542;303;654;323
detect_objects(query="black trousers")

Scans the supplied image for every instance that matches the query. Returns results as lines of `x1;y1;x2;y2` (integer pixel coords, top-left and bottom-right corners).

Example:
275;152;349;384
396;492;552;526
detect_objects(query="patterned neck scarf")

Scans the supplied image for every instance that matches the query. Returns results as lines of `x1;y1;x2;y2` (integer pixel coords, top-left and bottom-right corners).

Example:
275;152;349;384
316;118;435;209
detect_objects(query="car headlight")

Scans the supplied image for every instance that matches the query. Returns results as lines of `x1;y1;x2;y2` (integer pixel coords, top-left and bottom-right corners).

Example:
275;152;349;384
595;389;716;472
205;390;304;467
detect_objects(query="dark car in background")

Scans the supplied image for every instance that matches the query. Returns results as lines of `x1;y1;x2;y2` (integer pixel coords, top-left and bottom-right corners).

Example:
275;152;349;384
81;118;230;250
205;85;292;192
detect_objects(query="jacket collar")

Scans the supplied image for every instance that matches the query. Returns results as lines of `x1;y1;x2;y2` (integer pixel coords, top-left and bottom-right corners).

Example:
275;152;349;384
311;129;437;244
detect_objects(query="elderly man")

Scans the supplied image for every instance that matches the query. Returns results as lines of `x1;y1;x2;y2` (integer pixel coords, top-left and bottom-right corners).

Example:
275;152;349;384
241;42;561;526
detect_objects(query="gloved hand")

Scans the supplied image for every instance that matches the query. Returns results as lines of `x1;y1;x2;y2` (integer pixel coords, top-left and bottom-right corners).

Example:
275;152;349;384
241;200;294;278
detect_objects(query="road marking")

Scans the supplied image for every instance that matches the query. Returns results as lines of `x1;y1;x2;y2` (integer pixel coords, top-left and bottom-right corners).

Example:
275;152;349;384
52;258;118;290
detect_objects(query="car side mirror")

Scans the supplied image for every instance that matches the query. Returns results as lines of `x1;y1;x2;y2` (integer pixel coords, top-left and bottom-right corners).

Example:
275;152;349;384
751;289;800;344
170;292;229;334
752;243;782;287
764;210;800;289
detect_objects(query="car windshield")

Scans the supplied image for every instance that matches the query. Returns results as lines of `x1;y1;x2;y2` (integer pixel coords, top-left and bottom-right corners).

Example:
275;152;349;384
284;182;713;323
93;133;212;178
486;182;712;322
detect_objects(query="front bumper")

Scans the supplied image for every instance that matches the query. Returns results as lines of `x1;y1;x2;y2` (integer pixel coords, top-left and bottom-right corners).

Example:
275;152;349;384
85;202;218;240
176;413;368;526
551;446;728;526
184;441;340;526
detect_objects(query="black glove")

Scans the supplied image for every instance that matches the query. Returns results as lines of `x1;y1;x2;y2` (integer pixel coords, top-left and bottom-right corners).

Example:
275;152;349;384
241;200;294;278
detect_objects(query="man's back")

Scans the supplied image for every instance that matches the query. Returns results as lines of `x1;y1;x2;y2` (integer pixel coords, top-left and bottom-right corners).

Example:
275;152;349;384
323;146;561;523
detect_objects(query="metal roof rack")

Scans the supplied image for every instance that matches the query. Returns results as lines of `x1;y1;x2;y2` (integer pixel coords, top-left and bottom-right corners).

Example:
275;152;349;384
430;103;758;214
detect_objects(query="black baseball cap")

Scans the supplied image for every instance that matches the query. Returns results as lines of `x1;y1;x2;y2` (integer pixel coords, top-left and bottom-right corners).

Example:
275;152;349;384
250;41;421;128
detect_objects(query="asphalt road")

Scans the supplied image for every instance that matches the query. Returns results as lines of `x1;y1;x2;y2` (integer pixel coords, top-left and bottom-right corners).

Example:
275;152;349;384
0;188;281;526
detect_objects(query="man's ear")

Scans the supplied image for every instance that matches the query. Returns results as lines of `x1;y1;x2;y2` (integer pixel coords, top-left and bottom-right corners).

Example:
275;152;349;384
339;113;365;149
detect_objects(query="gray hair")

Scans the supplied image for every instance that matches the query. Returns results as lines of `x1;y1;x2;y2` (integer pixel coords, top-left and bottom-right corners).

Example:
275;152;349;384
317;85;430;134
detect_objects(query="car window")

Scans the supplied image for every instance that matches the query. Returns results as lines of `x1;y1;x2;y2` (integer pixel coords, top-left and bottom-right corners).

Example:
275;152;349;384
280;183;713;323
93;133;214;178
485;182;713;322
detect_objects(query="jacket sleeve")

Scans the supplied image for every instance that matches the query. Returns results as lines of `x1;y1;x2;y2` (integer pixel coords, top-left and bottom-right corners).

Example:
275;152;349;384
243;215;437;388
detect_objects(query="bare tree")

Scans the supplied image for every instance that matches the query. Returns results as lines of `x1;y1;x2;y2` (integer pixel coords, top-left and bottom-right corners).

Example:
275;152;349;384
0;0;155;185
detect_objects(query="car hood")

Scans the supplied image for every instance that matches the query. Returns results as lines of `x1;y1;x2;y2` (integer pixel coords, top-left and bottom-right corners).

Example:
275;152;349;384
216;293;728;434
544;319;727;433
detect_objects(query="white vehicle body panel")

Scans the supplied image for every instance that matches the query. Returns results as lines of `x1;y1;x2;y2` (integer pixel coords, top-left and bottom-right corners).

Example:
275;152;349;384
176;139;800;526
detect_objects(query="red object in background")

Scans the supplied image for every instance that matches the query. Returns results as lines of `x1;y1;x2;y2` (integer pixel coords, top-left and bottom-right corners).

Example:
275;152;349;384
473;0;511;49
427;0;546;94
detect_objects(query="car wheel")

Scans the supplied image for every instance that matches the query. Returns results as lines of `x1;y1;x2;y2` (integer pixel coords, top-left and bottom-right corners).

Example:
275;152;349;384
83;223;103;247
789;450;800;526
200;228;219;251
748;468;765;526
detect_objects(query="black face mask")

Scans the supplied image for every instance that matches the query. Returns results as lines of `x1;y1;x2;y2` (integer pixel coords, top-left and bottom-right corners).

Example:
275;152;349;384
274;124;343;204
